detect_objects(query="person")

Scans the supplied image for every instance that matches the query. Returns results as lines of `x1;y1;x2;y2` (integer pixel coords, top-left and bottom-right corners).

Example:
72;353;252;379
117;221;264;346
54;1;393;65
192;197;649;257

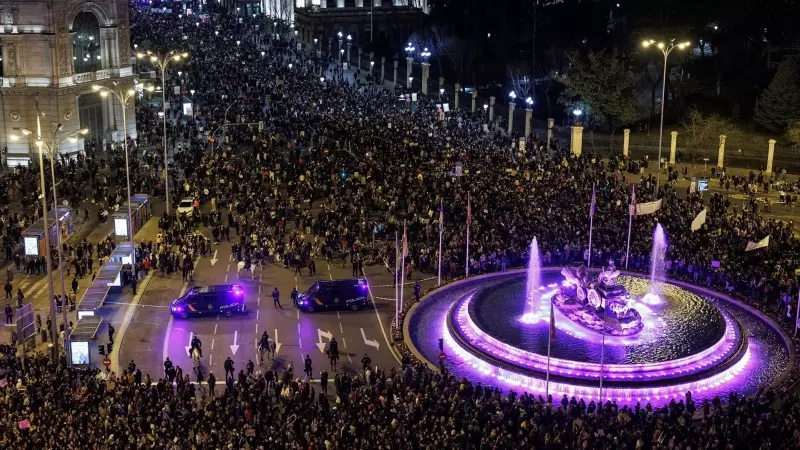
163;357;173;377
291;287;299;307
304;354;313;380
4;304;12;324
320;369;328;395
246;359;254;376
108;324;115;344
207;371;216;396
272;287;281;308
127;360;136;374
4;280;11;299
224;357;235;380
414;281;421;302
259;331;269;360
361;353;372;374
191;334;203;357
71;276;79;295
131;276;137;295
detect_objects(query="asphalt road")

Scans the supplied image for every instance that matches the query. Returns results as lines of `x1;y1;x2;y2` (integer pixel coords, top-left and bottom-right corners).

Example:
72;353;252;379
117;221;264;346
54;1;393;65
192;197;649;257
119;230;439;380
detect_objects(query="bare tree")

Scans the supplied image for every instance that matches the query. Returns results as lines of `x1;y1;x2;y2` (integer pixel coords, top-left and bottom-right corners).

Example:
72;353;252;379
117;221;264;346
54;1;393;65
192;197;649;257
507;63;534;100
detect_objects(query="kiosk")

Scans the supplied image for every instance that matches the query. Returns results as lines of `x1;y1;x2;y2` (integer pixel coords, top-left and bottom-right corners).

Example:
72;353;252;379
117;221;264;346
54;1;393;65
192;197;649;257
113;194;151;240
69;316;104;367
21;207;74;258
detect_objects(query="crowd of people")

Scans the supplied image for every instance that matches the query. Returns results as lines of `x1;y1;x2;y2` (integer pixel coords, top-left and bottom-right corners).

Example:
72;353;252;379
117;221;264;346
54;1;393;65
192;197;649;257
2;1;800;448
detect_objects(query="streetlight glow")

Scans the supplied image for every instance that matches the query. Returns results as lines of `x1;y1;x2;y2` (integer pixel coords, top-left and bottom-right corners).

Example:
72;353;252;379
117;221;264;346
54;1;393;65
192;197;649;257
509;91;517;99
526;97;533;106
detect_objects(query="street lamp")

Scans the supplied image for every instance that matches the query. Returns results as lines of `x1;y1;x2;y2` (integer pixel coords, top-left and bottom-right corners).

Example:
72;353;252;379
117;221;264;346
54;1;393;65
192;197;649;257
509;91;517;100
92;83;136;263
525;97;534;107
136;49;189;214
572;108;583;122
642;38;690;196
408;76;414;88
420;47;431;62
9;113;88;363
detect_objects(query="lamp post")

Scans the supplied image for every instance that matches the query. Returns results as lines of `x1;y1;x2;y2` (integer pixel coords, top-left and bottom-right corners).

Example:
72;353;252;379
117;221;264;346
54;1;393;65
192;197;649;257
337;31;343;62
10;116;88;363
92;83;136;265
525;96;534;139
572;108;583;124
346;34;352;65
641;38;690;196
404;43;415;88
420;47;431;95
508;91;517;134
136;50;189;215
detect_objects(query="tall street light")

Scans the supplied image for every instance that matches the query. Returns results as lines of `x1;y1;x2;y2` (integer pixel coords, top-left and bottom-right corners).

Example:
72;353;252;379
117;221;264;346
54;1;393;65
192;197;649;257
136;50;189;214
9;99;85;362
92;82;136;266
642;38;690;196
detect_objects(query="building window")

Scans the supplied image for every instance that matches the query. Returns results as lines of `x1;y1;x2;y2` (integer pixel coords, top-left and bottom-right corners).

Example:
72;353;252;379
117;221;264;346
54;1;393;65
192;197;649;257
72;12;102;74
344;0;355;6
326;0;337;7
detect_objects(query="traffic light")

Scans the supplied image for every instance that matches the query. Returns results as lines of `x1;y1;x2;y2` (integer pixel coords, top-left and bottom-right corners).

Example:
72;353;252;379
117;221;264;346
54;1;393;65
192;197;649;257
106;342;113;355
98;344;106;356
438;338;444;352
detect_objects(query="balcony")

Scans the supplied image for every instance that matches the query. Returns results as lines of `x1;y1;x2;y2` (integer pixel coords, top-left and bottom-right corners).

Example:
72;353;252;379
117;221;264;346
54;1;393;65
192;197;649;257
72;68;122;85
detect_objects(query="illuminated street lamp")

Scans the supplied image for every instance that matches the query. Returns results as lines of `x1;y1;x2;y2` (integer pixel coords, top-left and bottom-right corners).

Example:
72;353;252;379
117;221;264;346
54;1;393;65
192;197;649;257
136;49;189;214
10;110;88;364
642;38;690;196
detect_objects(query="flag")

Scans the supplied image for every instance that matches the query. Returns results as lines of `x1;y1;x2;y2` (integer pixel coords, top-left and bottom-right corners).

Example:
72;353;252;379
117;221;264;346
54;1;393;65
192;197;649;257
466;194;471;227
630;185;637;218
549;301;556;341
629;199;662;216
590;184;596;217
402;221;408;258
691;208;707;232
439;198;444;232
745;235;770;252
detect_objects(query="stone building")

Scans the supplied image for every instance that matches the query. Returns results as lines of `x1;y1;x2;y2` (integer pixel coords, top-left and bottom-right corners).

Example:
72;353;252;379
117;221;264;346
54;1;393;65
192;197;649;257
0;0;134;166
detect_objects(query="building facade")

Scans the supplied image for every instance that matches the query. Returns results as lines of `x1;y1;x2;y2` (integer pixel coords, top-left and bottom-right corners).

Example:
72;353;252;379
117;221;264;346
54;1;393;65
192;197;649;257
294;1;426;52
0;0;134;166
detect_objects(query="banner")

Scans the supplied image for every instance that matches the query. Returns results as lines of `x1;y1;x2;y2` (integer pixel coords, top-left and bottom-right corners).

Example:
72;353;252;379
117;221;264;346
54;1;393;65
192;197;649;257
629;199;662;216
745;235;770;252
691;208;707;232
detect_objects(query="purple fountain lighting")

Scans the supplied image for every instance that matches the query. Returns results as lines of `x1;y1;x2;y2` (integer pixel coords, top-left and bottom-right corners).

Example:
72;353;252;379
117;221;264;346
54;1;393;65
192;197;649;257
642;224;668;306
520;238;544;324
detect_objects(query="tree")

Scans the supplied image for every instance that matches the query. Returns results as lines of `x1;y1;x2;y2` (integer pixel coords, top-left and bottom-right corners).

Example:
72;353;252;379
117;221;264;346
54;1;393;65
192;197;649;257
507;63;534;101
558;50;637;132
754;56;800;132
681;108;730;163
787;121;800;148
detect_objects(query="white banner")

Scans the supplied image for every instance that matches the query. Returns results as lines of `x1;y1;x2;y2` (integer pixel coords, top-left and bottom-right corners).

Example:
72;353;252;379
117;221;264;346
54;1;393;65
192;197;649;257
745;235;770;252
629;199;662;216
691;208;707;232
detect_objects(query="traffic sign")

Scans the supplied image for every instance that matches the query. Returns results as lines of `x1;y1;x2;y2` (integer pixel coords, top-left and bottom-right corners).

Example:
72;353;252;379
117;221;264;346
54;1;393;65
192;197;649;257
102;358;111;367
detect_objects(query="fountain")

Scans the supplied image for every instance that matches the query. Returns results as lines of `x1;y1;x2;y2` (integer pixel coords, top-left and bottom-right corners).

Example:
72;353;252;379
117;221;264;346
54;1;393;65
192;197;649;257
520;238;543;323
643;224;668;305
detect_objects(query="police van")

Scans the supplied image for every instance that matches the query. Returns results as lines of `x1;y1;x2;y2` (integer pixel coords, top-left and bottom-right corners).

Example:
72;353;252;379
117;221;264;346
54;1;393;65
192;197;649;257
297;279;371;313
171;285;247;318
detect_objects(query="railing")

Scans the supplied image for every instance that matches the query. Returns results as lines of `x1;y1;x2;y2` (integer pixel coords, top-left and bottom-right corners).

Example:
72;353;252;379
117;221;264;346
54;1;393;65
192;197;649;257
95;69;112;80
72;72;94;84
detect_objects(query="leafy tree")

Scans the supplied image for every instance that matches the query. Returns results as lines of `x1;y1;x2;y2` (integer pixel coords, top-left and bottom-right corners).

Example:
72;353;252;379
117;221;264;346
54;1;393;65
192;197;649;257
787;121;800;148
754;56;800;132
558;50;637;132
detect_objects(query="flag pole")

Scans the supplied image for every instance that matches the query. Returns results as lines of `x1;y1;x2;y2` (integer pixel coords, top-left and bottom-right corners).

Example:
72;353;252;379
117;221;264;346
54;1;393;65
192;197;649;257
394;230;399;329
795;289;800;337
400;220;407;313
588;183;595;269
465;193;471;278
545;299;553;398
438;198;443;287
625;186;635;270
599;304;607;404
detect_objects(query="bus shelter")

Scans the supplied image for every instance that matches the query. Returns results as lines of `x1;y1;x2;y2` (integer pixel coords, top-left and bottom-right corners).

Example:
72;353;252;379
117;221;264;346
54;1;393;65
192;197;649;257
68;316;104;366
77;284;111;318
94;263;124;293
109;242;135;264
21;207;74;258
112;194;151;240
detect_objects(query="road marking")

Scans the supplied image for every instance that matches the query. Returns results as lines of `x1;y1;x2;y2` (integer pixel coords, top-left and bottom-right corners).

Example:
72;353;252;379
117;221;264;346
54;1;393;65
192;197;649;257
184;331;194;357
210;250;219;266
161;280;191;363
337;311;340;319
224;274;228;282
297;323;300;332
316;329;332;353
230;330;240;355
258;284;262;293
342;337;347;349
348;354;353;363
360;328;380;350
298;337;302;349
209;354;213;366
227;263;230;271
339;322;343;333
255;338;260;366
255;323;258;335
257;296;260;307
274;329;282;353
210;338;215;351
229;254;232;262
256;309;259;320
361;272;401;363
214;324;218;335
296;309;299;319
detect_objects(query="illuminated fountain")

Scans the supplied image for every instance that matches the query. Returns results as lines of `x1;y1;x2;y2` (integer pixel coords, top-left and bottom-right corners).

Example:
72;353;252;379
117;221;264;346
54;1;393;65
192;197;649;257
642;224;668;305
407;225;790;406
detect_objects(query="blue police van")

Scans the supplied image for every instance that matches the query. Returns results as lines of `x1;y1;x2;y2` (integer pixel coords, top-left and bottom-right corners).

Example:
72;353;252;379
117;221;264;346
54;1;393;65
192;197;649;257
171;285;247;318
297;279;371;312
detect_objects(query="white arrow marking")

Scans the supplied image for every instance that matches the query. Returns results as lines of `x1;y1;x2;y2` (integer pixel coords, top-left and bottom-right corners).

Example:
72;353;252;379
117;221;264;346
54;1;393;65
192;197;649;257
361;328;380;351
316;328;332;354
210;250;219;266
184;331;193;357
274;328;282;354
230;330;240;355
